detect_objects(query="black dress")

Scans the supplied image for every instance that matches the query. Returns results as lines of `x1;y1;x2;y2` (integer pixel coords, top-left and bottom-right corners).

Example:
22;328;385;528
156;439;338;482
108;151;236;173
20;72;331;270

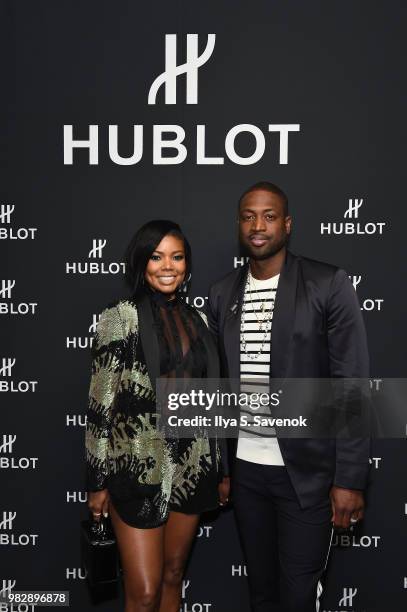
108;288;220;527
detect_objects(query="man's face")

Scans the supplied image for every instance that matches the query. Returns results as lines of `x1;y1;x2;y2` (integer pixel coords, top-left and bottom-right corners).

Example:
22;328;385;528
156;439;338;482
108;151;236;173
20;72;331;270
238;189;291;260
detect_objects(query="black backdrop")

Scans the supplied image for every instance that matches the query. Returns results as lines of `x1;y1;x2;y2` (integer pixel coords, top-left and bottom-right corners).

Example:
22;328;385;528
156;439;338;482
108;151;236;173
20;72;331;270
1;1;406;611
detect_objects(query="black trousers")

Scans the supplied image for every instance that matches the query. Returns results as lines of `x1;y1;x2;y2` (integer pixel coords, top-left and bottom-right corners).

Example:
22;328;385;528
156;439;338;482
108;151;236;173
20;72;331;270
233;459;333;612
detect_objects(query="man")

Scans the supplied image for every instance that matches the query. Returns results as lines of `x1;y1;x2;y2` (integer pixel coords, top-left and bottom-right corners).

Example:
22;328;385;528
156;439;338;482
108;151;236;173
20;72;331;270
207;182;370;612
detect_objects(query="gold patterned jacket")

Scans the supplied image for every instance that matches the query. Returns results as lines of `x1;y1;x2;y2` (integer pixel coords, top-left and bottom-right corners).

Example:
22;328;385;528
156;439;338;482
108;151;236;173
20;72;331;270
85;292;222;503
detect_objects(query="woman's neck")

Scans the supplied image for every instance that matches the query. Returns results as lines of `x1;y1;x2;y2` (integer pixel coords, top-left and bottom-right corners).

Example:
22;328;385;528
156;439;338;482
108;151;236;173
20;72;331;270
146;285;176;302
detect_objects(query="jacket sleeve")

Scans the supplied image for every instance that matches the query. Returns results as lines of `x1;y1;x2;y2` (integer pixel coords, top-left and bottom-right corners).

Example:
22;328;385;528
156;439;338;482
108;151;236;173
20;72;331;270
205;285;230;479
85;305;127;492
326;269;371;490
206;284;219;338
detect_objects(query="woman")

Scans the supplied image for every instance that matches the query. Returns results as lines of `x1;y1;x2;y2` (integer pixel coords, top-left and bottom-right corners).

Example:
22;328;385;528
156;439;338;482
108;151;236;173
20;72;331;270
85;220;229;612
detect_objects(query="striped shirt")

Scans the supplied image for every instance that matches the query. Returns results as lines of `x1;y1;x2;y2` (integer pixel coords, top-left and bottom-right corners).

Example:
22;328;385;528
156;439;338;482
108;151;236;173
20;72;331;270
236;270;285;465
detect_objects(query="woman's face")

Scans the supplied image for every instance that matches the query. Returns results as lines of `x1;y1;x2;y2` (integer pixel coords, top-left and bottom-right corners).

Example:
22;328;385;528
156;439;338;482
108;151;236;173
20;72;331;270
145;234;186;297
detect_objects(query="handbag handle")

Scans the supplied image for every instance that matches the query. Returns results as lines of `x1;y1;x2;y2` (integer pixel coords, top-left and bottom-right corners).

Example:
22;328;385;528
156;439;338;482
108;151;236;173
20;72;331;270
90;515;113;541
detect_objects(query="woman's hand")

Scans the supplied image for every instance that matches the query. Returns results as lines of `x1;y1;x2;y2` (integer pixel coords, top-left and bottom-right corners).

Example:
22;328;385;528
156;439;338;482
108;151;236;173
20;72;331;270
218;476;231;507
88;489;110;522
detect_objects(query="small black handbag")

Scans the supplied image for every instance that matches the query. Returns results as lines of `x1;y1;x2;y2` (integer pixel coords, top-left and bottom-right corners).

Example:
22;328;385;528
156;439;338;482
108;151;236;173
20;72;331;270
80;515;119;586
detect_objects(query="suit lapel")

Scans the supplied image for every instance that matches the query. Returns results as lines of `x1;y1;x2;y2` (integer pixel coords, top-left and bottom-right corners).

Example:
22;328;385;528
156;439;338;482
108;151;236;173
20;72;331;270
270;251;299;379
200;323;220;379
136;292;161;384
223;264;248;388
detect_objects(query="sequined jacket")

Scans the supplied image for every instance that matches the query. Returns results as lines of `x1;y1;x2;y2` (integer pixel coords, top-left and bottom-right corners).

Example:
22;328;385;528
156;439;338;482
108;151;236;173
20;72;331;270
85;292;222;497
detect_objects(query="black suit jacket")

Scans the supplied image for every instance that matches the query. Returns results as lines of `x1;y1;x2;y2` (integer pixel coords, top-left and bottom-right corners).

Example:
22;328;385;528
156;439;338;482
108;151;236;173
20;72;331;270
207;250;370;508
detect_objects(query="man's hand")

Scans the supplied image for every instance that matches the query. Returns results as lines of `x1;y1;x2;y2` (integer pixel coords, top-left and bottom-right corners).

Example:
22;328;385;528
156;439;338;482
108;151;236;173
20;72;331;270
88;489;110;522
218;476;231;507
329;485;364;529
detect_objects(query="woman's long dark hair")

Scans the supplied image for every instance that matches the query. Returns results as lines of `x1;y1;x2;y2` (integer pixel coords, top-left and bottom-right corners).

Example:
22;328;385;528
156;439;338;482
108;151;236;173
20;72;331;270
124;220;192;297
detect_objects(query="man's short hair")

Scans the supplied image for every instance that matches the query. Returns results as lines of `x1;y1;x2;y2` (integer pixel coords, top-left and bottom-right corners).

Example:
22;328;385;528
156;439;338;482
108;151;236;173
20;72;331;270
238;181;289;216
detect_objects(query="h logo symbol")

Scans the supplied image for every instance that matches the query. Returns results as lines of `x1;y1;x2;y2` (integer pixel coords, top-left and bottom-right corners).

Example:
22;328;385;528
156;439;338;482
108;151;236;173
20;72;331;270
0;511;16;530
181;580;190;598
350;275;362;291
0;205;15;224
344;198;363;219
0;358;16;377
88;239;107;259
0;580;16;599
339;586;357;607
0;435;16;454
88;314;100;334
148;34;216;105
0;280;15;299
0;579;16;598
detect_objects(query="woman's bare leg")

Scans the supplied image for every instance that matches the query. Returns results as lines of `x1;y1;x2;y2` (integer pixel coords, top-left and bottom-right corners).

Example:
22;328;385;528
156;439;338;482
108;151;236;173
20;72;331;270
110;501;164;612
159;512;200;612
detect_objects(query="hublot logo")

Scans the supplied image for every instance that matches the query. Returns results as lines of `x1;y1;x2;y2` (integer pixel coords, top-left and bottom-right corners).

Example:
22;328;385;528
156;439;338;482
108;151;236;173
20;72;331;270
66;491;88;503
66;415;87;427
65;568;87;580
0;511;39;547
0;358;38;393
180;580;212;611
65;239;125;275
0;204;38;240
349;275;384;312
66;314;100;349
321;198;386;236
63;35;300;167
0;435;39;470
0;280;38;316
